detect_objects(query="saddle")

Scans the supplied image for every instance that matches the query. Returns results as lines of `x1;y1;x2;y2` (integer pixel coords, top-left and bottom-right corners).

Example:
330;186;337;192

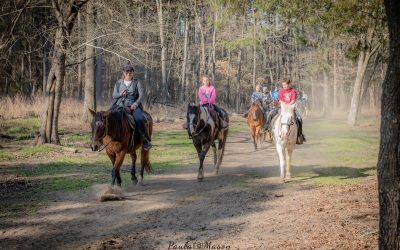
121;107;151;150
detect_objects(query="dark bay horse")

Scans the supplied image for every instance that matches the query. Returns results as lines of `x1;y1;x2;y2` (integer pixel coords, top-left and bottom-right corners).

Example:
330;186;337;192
246;100;264;150
186;103;229;181
89;108;153;186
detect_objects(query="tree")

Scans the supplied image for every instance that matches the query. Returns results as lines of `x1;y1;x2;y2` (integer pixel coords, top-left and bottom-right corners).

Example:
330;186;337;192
82;0;96;122
378;0;400;248
39;0;89;144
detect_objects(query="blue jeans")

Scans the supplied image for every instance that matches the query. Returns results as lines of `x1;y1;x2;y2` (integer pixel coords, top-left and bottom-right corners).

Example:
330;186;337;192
133;107;151;143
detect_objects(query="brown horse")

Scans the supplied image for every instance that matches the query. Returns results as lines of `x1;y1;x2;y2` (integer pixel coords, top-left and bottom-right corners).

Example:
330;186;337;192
246;100;265;150
89;108;153;186
186;103;229;181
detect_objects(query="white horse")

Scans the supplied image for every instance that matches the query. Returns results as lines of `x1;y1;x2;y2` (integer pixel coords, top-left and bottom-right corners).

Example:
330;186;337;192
272;103;298;182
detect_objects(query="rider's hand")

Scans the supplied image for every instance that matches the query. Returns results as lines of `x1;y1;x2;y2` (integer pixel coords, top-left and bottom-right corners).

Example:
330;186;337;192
130;103;138;111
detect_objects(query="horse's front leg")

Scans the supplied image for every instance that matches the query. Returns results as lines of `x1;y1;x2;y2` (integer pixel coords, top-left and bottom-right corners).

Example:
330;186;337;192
275;143;285;181
130;151;138;185
252;127;257;151
196;143;210;181
285;147;293;181
212;142;217;167
112;151;126;186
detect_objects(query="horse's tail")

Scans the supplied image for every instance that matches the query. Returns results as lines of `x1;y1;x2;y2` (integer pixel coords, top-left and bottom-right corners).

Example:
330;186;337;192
142;110;153;173
141;149;152;173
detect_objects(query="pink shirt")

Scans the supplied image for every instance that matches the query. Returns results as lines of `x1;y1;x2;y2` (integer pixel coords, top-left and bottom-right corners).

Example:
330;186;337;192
198;85;216;105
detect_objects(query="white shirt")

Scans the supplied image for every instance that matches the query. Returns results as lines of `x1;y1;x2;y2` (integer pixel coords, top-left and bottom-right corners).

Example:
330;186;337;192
124;80;132;86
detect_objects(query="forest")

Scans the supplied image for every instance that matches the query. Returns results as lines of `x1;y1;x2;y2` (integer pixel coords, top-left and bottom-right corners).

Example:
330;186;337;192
0;0;399;249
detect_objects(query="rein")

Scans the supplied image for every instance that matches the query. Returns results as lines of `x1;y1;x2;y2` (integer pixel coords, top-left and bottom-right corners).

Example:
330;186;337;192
97;116;110;152
280;117;295;136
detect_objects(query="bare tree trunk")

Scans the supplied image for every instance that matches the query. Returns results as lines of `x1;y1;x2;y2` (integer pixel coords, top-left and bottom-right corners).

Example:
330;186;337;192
378;1;400;248
333;45;338;112
252;9;257;90
235;17;245;112
82;0;96;122
39;0;88;144
180;18;189;102
77;12;83;100
322;69;332;117
211;10;218;82
156;0;168;99
348;50;371;125
42;43;48;95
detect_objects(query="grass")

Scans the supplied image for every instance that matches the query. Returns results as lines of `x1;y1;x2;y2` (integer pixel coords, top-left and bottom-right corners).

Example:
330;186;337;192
0;117;40;140
0;113;380;218
0;145;56;160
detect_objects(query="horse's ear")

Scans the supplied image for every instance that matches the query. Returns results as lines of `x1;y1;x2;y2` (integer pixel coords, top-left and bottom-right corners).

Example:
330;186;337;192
88;108;96;117
102;111;111;119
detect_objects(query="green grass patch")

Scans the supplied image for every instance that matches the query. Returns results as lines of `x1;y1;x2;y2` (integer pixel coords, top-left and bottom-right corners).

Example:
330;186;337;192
0;145;55;160
1;118;39;140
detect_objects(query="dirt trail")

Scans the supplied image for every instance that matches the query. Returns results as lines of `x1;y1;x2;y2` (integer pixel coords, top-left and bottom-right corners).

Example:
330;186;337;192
0;130;378;249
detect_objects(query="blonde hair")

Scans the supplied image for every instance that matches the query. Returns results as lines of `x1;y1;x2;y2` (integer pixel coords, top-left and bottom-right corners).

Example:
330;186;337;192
202;75;211;86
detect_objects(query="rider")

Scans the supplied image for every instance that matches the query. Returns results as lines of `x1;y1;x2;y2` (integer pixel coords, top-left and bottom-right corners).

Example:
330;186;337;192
263;79;306;144
198;75;228;129
110;63;152;150
244;84;264;118
270;84;279;101
262;86;272;111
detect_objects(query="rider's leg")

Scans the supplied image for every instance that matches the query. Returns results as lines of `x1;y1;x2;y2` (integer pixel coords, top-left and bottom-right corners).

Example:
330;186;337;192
133;107;152;150
262;108;278;133
295;108;306;144
213;104;228;128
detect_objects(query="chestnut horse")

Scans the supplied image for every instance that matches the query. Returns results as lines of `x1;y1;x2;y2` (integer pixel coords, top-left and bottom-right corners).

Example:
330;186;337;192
246;100;265;150
186;103;229;181
89;108;153;186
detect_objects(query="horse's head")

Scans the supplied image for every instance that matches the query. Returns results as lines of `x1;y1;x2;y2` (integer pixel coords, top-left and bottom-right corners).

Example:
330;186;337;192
248;101;263;121
89;109;110;151
187;103;200;136
279;103;295;139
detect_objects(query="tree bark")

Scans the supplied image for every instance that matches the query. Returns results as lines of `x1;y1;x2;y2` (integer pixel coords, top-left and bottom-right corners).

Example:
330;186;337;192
252;9;257;91
82;0;96;122
156;0;168;100
180;18;189;102
39;0;88;144
378;1;400;249
322;68;331;117
333;45;338;112
347;50;371;125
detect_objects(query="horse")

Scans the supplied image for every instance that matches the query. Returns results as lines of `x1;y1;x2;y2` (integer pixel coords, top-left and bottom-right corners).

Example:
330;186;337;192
272;103;298;182
186;103;229;181
89;108;153;186
246;99;265;150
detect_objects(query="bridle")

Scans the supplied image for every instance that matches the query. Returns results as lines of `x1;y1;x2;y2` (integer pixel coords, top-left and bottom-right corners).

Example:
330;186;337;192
279;114;295;137
190;106;211;137
94;115;111;152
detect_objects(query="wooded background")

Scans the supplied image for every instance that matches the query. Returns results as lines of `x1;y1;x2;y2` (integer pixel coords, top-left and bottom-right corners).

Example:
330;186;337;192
0;0;387;134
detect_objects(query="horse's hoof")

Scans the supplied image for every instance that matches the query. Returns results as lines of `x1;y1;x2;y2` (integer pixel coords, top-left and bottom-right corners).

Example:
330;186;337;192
215;170;219;175
132;178;138;185
197;177;204;182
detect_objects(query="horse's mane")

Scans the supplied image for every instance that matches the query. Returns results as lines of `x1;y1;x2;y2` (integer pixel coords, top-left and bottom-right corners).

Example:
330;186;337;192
280;103;295;115
106;110;131;142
